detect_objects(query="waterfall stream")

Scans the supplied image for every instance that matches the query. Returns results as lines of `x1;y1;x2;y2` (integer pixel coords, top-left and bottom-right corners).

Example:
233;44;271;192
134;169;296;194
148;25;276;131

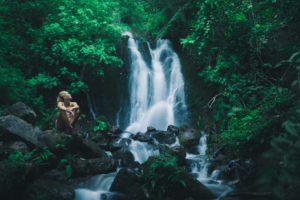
75;33;231;200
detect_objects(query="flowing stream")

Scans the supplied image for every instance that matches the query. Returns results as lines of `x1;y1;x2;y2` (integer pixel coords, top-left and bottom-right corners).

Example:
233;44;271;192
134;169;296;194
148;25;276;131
75;33;231;199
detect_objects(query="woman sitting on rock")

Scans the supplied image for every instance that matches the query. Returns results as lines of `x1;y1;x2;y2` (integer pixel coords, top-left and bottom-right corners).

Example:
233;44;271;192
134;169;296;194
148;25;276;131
56;91;80;132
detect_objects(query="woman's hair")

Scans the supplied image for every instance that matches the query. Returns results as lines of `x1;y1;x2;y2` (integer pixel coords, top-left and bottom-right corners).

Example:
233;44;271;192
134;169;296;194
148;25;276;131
57;91;69;102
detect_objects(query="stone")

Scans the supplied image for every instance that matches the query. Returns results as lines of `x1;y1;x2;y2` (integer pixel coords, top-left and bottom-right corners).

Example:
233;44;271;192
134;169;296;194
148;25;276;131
2;102;37;125
71;157;116;177
147;126;156;132
111;126;123;135
110;168;147;200
132;132;153;143
151;130;176;144
24;179;74;200
179;126;201;153
100;192;130;200
8;141;29;154
112;150;139;168
167;125;180;135
81;139;108;158
0;115;43;146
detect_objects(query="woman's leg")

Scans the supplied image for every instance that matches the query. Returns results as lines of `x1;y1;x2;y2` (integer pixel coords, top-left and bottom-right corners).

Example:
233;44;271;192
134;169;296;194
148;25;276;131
58;111;73;130
69;109;80;127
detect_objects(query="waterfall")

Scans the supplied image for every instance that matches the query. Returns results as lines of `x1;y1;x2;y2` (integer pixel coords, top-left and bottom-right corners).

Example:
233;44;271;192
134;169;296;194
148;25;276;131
186;132;233;199
124;32;187;133
75;172;116;200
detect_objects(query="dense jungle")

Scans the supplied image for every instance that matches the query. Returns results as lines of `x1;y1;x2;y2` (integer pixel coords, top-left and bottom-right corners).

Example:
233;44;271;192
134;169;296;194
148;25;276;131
0;0;299;200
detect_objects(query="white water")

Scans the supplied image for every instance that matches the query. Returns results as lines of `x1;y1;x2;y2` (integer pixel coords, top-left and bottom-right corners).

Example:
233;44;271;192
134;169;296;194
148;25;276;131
75;172;116;200
121;32;187;163
186;133;233;199
124;32;187;133
75;33;231;200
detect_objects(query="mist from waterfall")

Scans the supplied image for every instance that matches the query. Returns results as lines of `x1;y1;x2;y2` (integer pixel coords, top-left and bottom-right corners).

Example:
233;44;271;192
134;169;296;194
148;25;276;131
123;32;187;133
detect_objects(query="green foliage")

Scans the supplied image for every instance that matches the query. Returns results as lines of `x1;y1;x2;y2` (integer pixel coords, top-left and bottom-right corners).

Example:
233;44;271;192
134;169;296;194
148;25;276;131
57;154;77;177
140;154;186;200
93;119;110;132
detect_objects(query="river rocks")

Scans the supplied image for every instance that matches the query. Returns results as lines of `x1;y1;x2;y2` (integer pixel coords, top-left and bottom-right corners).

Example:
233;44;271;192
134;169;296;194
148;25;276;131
2;102;37;125
167;125;180;135
24;178;74;200
110;168;147;200
0;115;43;146
111;126;123;135
71;157;116;177
113;150;139;168
179;126;201;153
151;130;176;144
100;192;131;200
81;139;108;158
147;126;156;132
132;132;153;143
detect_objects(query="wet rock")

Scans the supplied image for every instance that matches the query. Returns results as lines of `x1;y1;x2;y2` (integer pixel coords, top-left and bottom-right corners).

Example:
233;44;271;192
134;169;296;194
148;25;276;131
107;138;123;152
167;125;180;135
8;141;29;154
151;130;176;144
179;126;201;153
112;150;139;168
217;160;253;181
132;132;153;143
24;179;74;200
42;169;69;182
111;126;123;135
101;192;130;200
71;157;116;177
82;139;108;158
147;126;156;132
110;168;147;200
2;102;37;125
118;138;131;151
0;115;43;146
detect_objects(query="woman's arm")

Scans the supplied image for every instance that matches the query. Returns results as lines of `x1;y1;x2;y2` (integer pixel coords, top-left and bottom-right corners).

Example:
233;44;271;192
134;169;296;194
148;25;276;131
70;102;80;110
57;102;72;112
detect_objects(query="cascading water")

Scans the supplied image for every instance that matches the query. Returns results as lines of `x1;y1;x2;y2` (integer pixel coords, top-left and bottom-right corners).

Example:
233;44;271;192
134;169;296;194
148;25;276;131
186;132;233;199
75;32;231;200
121;32;187;163
124;32;187;133
75;172;116;200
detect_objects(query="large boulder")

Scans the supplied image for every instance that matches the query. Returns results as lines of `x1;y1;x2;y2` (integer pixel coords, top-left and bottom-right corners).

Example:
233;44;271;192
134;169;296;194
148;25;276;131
141;156;215;200
151;130;176;144
179;126;201;153
8;141;29;154
24;179;74;200
132;132;153;143
71;157;116;177
0;159;33;199
0;115;43;146
110;168;147;200
167;125;180;135
112;150;139;168
2;102;37;125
